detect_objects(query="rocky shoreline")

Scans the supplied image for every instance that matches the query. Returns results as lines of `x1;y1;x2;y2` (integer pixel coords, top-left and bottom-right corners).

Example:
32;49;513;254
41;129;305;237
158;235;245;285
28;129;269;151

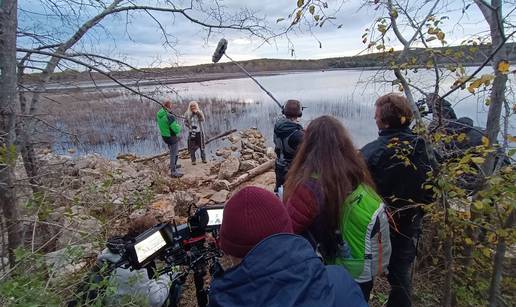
7;128;276;278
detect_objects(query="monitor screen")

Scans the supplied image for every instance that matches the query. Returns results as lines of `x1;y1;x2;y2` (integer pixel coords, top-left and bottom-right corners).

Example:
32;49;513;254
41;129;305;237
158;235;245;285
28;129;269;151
134;230;167;264
207;208;224;226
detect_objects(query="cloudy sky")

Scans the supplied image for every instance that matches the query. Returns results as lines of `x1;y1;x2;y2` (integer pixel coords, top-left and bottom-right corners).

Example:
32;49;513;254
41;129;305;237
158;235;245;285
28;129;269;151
18;0;508;69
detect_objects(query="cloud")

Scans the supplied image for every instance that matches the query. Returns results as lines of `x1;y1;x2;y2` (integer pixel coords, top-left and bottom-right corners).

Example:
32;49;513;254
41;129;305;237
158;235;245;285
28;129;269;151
19;0;490;68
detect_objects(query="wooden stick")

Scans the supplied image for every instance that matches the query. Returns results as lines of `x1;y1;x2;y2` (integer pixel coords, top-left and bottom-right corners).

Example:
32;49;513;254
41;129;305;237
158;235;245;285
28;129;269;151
229;159;274;189
133;129;237;163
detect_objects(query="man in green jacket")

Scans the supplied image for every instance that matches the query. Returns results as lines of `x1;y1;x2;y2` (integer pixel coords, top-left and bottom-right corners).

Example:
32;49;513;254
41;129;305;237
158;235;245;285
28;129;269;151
156;100;183;177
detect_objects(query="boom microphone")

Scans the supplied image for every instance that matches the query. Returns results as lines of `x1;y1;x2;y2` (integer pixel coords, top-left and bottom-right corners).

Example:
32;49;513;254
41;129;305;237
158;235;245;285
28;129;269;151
212;39;228;63
211;38;283;109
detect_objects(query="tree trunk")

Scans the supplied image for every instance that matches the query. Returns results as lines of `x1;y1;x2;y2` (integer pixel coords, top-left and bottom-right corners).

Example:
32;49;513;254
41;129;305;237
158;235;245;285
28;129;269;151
475;0;508;176
0;0;22;266
488;211;514;307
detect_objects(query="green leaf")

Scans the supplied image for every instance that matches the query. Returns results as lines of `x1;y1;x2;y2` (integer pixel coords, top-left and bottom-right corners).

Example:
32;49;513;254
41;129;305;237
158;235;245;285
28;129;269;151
309;5;315;15
297;0;304;8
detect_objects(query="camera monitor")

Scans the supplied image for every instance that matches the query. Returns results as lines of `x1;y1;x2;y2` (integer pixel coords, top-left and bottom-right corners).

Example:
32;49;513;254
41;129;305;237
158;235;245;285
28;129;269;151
134;230;167;264
207;208;224;227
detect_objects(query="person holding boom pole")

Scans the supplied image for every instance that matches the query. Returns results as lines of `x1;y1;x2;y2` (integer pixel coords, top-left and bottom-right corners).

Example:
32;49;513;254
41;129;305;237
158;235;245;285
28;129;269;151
211;39;305;195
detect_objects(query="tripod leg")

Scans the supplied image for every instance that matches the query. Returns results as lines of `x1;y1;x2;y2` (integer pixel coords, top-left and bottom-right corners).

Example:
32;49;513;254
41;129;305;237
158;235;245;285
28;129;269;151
193;268;208;307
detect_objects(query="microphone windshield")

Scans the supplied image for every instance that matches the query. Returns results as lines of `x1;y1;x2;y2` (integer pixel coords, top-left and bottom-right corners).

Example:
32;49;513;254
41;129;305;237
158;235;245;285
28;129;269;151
212;38;228;63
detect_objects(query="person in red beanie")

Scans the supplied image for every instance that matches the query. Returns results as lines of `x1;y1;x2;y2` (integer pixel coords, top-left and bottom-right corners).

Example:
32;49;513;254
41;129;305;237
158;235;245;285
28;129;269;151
208;186;367;307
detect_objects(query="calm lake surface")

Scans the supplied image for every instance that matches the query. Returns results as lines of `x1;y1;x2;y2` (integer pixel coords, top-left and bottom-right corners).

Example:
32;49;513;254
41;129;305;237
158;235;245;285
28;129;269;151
49;69;515;159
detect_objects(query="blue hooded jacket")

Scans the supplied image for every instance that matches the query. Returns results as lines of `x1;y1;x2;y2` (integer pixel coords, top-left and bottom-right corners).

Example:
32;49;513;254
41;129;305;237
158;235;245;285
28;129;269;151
209;234;367;307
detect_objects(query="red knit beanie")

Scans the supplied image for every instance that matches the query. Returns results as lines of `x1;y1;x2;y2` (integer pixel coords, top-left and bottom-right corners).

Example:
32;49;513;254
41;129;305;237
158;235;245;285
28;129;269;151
219;186;293;258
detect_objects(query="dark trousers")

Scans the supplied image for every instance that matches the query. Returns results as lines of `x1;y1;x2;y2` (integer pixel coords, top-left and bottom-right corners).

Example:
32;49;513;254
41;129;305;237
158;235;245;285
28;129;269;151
387;234;417;307
358;280;373;302
274;161;288;191
188;131;205;162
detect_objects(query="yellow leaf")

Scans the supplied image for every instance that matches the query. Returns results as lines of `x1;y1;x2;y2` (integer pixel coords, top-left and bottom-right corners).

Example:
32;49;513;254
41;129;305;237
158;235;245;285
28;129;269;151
498;60;510;74
507;135;516;143
436;31;445;41
471;157;485;164
482;136;489;146
464;238;474;245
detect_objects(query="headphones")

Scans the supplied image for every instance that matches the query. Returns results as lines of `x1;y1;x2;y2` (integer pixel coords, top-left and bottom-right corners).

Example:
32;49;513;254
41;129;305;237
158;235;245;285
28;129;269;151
282;100;303;118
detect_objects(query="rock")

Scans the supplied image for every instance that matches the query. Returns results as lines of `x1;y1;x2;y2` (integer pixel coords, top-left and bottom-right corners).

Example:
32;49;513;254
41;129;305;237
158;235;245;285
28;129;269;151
172;191;198;217
117;153;138;161
228;134;241;144
70;179;81;189
129;208;147;220
78;169;102;179
212;179;231;191
57;215;102;248
241;149;253;155
241;154;253;160
200;189;216;198
112;198;124;205
197;198;211;206
230;145;239;151
252;153;264;160
210;190;229;203
75;159;93;170
266;147;276;159
45;243;93;277
258;157;269;164
215;148;231;157
218;156;240;180
239;160;259;172
67;148;76;154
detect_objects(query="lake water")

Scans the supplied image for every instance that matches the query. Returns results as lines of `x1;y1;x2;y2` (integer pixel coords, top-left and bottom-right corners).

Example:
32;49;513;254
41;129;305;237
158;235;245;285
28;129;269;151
48;69;515;159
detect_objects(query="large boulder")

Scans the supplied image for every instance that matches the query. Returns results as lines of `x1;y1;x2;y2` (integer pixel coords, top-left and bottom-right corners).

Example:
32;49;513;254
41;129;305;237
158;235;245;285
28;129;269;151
210;190;229;203
218;156;240;180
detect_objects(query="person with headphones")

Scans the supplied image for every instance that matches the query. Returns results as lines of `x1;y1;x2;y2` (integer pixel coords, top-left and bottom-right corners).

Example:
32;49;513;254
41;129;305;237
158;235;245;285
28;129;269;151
273;99;304;196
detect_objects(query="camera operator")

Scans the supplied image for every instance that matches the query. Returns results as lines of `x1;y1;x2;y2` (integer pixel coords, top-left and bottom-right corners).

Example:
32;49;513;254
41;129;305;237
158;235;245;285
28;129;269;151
208;186;367;307
97;215;170;307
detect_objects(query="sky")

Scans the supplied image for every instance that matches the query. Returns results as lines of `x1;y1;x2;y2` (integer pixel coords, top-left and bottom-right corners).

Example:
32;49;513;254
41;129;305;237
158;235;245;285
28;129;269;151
18;0;508;69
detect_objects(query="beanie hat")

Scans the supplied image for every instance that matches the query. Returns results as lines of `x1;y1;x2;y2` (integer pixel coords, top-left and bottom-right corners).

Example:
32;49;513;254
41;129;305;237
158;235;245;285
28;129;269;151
219;186;293;258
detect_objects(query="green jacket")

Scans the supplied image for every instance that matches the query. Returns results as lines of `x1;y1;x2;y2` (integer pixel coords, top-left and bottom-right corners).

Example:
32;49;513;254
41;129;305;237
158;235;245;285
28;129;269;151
334;184;391;283
156;108;181;137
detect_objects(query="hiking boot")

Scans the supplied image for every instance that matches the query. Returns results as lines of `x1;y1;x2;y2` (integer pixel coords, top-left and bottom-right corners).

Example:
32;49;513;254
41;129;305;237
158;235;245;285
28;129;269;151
171;171;184;178
202;159;207;164
192;161;197;165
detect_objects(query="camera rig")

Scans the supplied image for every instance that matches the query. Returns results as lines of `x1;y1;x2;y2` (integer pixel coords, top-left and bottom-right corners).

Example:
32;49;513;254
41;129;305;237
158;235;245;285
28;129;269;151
109;205;225;307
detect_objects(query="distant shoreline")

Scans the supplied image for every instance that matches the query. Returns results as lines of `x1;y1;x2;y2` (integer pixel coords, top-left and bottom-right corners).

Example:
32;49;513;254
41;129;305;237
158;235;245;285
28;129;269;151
39;64;490;93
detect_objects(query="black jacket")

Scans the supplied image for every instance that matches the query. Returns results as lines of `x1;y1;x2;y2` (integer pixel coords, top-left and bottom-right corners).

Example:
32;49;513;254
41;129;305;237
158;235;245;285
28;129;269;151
273;117;303;166
361;127;433;237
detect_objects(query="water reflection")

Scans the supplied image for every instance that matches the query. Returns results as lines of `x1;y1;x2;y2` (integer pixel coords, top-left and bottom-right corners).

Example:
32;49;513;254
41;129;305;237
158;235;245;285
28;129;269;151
47;69;513;159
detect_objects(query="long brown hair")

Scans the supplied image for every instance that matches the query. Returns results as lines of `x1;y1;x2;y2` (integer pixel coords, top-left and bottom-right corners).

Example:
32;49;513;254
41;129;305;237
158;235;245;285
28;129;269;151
284;115;374;258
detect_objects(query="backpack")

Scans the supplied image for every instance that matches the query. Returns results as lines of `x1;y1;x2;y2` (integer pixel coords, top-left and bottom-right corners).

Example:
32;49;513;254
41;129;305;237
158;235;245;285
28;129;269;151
335;184;391;283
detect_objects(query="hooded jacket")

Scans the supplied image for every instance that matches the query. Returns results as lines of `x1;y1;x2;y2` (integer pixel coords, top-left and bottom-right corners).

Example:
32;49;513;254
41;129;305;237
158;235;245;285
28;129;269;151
208;234;367;307
273;117;304;165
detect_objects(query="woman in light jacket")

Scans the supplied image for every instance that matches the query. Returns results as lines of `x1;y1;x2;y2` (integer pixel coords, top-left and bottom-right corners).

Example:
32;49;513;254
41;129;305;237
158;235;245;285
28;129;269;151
184;101;206;164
